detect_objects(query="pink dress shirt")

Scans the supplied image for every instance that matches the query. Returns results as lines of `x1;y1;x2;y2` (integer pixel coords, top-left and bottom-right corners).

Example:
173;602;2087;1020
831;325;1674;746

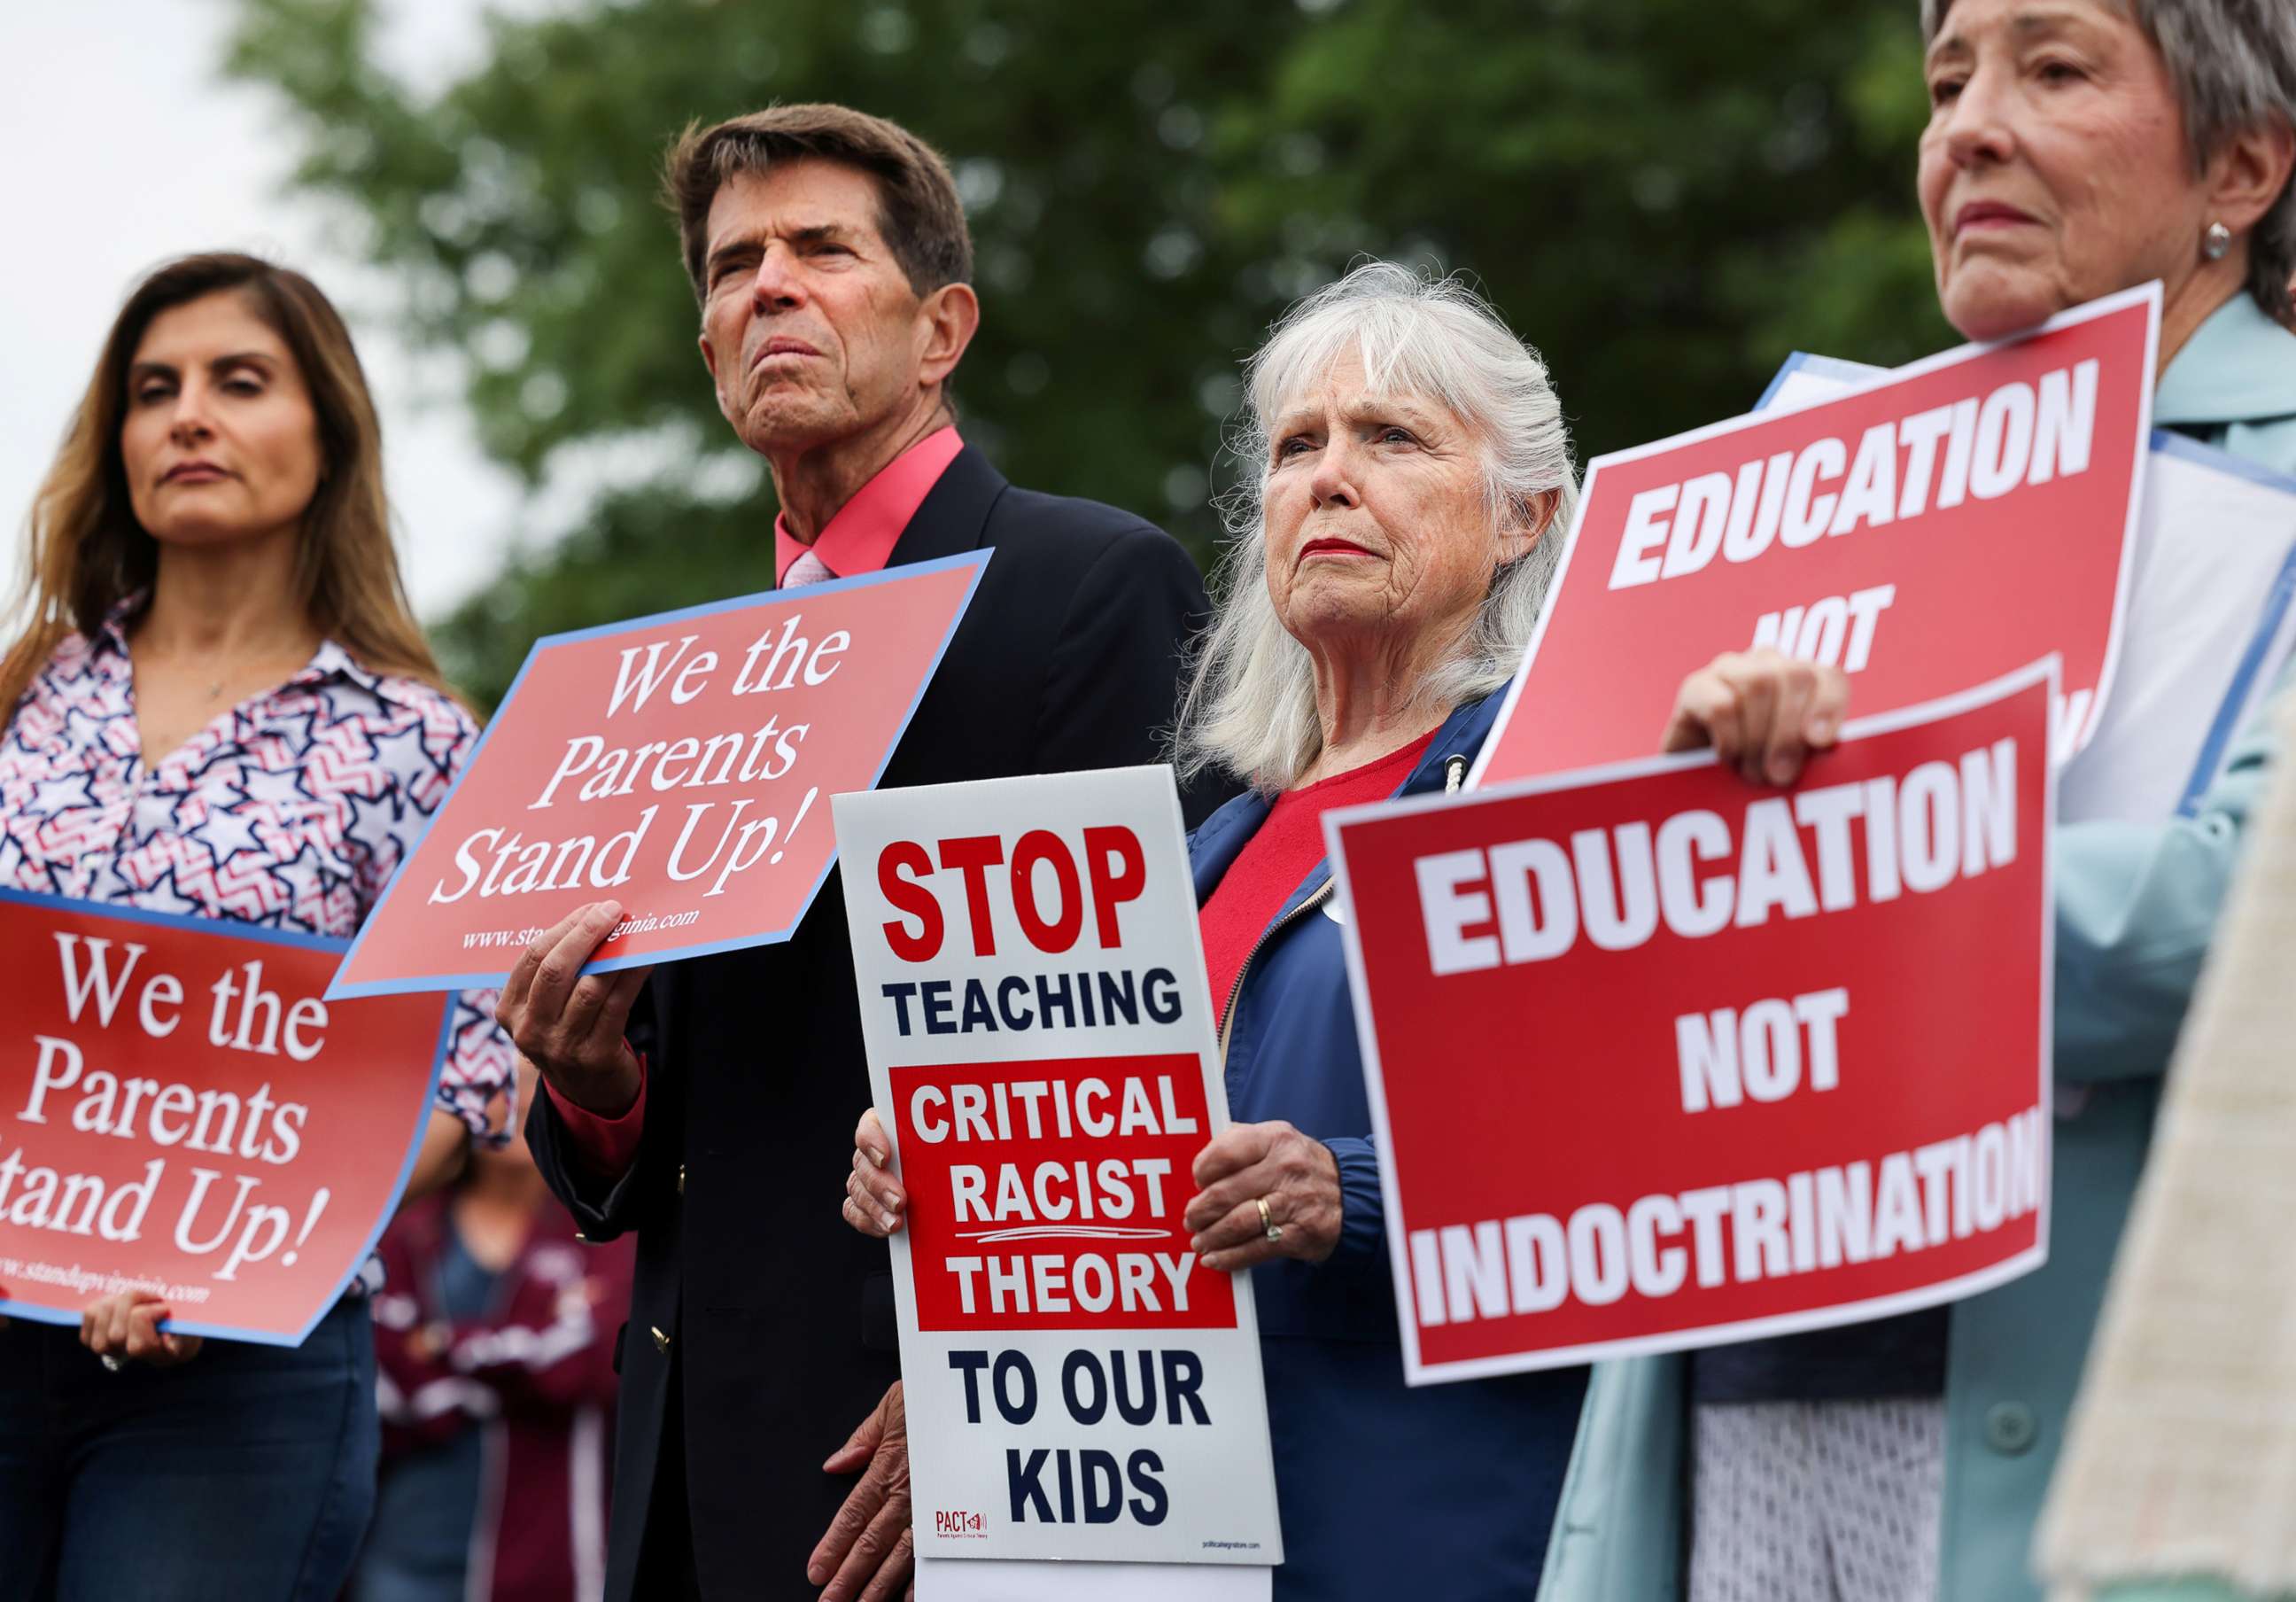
545;427;966;1175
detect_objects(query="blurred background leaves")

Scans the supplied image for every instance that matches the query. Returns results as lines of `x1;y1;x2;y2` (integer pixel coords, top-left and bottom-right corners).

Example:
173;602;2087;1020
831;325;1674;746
227;0;1951;707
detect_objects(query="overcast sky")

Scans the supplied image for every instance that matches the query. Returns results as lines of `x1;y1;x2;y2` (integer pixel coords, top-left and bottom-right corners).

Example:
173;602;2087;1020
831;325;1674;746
1;1;547;623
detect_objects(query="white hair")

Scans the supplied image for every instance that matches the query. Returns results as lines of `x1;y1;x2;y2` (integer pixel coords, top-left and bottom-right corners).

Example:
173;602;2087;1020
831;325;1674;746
1173;261;1580;793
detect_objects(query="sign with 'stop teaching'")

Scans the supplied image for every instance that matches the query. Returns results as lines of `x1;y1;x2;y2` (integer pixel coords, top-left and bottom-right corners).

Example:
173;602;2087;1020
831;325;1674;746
1328;666;2055;1383
834;766;1283;1570
329;553;987;999
0;891;454;1344
1473;285;2157;788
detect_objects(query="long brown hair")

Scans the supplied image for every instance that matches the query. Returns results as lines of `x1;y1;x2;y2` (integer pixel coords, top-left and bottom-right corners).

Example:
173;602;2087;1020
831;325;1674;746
1;252;447;716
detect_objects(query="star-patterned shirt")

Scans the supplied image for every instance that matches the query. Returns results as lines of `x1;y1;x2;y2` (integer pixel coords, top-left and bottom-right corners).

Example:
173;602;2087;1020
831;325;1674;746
0;596;516;1143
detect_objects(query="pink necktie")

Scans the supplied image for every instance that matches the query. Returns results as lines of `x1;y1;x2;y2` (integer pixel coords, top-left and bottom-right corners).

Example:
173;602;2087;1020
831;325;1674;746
782;548;836;588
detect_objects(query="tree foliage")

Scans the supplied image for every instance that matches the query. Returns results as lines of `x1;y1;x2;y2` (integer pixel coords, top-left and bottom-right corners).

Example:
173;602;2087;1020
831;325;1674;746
227;0;1951;709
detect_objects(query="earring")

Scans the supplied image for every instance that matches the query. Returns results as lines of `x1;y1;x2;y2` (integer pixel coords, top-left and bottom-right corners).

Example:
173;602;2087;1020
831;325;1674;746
2203;222;2233;261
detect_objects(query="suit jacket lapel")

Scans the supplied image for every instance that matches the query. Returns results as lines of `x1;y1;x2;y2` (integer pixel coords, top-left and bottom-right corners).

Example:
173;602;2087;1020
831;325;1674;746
887;444;1006;566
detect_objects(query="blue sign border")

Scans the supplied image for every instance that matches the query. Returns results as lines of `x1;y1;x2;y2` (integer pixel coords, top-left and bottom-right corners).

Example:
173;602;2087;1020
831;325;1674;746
1752;350;1888;411
325;548;993;999
0;885;454;1347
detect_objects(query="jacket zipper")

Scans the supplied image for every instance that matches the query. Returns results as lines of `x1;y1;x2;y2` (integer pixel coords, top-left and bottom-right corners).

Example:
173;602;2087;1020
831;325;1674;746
1216;750;1467;1062
1219;879;1336;1062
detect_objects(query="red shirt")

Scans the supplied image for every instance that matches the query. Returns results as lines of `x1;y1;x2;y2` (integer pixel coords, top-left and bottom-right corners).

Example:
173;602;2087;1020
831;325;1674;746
1200;732;1437;1032
547;427;966;1175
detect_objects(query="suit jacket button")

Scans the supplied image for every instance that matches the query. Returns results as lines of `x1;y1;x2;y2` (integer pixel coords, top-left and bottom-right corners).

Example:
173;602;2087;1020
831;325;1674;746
1983;1401;2037;1455
678;1163;686;1194
651;1325;671;1355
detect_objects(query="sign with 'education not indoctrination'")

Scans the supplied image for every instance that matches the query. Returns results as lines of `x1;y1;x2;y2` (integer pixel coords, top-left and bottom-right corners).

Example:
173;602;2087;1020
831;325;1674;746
1328;665;2056;1383
330;551;988;999
834;766;1283;1575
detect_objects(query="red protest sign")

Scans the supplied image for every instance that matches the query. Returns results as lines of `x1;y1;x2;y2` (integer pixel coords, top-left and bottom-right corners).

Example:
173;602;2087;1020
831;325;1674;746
330;551;987;999
1473;286;2155;789
891;1053;1235;1334
0;892;453;1344
1327;665;2054;1382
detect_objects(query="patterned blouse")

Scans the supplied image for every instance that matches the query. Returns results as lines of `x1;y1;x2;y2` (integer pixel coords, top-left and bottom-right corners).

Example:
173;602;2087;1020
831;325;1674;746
0;597;516;1141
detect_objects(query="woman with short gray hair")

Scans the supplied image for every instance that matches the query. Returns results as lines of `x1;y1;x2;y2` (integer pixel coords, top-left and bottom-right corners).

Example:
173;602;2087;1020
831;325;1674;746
1544;3;2296;1600
843;259;1594;1598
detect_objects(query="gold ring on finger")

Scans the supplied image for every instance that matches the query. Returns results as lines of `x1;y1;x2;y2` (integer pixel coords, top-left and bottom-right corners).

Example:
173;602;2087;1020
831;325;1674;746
1255;1196;1283;1243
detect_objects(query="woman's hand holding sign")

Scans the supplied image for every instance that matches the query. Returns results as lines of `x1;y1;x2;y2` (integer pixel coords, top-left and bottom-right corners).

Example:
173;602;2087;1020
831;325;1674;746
1183;1121;1343;1272
81;1290;202;1368
1663;648;1852;785
846;1108;904;1236
495;901;652;1118
842;1108;1343;1272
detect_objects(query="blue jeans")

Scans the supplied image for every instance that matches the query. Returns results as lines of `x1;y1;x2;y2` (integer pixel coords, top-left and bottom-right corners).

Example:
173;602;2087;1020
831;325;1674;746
0;1296;379;1602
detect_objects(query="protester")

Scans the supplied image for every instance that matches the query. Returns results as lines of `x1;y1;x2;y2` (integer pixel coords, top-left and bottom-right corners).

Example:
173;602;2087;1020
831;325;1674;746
352;1065;632;1602
0;252;516;1598
843;259;1589;1598
504;104;1224;1602
1540;4;2296;1598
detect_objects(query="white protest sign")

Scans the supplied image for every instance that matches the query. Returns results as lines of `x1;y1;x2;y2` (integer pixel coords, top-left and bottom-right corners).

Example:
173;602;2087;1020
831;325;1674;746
2063;436;2296;820
834;766;1283;1585
919;1557;1272;1601
1757;353;2296;821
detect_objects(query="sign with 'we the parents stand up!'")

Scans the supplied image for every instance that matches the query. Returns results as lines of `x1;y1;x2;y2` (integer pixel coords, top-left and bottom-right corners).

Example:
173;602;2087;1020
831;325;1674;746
329;552;987;999
0;890;454;1344
834;766;1283;1580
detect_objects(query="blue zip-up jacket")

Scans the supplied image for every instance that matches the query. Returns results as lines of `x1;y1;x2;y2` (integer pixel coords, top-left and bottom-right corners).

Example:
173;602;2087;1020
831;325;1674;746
1191;688;1588;1602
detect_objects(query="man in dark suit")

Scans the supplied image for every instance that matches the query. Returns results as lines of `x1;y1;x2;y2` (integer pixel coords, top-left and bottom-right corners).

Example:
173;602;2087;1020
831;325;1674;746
501;105;1223;1602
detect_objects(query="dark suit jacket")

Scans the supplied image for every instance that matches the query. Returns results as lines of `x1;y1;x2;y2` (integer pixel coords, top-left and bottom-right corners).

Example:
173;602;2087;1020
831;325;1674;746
526;446;1229;1600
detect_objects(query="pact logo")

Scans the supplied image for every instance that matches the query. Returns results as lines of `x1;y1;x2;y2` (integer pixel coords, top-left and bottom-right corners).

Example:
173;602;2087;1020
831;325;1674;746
934;1509;986;1538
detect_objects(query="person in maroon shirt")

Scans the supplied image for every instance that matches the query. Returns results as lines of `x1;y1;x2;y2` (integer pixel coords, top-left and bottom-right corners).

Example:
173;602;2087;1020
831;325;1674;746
354;1065;633;1602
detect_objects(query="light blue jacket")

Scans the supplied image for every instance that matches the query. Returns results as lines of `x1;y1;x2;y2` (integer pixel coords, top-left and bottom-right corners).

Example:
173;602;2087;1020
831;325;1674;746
1538;293;2296;1602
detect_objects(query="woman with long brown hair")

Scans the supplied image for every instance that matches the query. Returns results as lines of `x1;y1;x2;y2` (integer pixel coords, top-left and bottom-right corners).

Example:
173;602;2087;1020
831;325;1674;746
0;253;516;1599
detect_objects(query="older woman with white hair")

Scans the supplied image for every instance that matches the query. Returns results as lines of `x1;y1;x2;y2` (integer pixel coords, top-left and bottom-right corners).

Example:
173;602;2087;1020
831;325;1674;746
1543;4;2296;1601
842;261;1593;1598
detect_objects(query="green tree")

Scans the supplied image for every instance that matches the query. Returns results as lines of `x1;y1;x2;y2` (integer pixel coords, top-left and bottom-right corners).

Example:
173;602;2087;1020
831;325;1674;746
228;0;1948;709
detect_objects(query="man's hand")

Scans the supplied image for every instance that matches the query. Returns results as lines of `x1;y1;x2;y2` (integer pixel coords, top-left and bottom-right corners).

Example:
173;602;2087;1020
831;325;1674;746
843;1108;905;1238
1660;649;1850;787
1183;1120;1344;1273
81;1289;202;1367
811;1381;913;1601
495;901;651;1116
